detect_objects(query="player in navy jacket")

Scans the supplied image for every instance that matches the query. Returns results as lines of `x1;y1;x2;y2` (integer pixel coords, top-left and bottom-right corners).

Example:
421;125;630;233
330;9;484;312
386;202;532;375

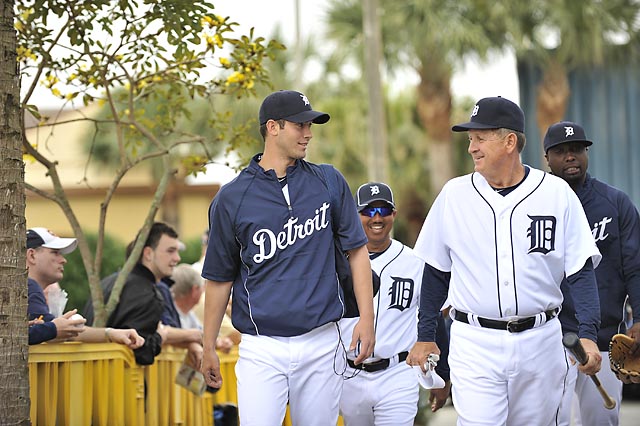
200;90;375;425
545;121;640;426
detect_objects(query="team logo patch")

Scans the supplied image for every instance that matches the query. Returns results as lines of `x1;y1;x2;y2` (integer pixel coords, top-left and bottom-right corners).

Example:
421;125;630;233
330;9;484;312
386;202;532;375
369;185;381;196
527;215;556;254
471;104;479;117
388;276;414;311
564;126;574;137
300;94;310;105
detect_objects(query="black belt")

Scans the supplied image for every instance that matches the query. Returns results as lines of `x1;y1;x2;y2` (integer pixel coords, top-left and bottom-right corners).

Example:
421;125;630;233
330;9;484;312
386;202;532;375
347;351;408;373
454;309;558;333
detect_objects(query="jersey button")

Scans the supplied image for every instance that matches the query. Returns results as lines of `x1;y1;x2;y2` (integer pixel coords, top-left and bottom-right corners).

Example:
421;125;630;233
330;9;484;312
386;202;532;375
505;309;512;315
503;281;509;286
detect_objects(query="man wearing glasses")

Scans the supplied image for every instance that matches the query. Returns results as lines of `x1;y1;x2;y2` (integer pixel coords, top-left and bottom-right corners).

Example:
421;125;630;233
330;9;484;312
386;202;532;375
339;182;450;425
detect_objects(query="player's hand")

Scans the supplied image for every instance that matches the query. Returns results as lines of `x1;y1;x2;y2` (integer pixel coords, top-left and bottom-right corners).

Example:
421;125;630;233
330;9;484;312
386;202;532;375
406;341;440;373
429;380;451;412
350;317;375;364
109;328;145;349
626;322;640;356
51;309;85;341
201;346;223;389
577;338;602;375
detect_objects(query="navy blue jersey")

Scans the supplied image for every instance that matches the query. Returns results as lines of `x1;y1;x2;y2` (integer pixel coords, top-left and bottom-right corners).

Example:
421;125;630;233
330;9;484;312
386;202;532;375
202;155;367;337
560;174;640;350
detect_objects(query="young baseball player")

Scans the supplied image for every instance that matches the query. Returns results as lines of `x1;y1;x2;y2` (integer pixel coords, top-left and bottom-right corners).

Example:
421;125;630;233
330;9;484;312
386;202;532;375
545;121;640;426
406;97;603;425
339;182;451;425
200;90;375;425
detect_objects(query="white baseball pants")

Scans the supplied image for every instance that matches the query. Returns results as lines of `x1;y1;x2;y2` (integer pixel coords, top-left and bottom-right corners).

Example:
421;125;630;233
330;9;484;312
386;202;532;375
449;318;566;426
236;322;343;426
339;362;419;426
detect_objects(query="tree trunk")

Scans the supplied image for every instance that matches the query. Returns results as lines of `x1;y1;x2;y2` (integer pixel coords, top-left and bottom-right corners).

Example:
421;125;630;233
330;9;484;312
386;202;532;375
536;60;570;166
416;67;455;198
0;0;31;423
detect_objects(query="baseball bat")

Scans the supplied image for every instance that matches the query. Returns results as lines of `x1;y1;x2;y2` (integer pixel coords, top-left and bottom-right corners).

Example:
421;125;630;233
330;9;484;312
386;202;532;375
562;332;616;410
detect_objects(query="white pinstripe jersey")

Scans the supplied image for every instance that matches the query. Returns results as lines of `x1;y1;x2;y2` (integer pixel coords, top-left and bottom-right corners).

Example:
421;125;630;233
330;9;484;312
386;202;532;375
339;239;423;358
414;167;601;320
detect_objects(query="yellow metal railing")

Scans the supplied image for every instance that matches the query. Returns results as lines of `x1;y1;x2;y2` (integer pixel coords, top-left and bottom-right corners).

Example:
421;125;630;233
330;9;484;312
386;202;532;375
29;343;233;426
29;343;341;425
29;342;308;426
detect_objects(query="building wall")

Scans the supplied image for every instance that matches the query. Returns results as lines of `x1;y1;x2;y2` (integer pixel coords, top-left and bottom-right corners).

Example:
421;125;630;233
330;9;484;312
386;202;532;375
518;60;640;207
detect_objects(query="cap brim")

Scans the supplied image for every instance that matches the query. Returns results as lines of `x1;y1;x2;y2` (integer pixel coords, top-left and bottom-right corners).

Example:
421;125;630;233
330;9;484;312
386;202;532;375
285;110;330;124
43;238;77;254
451;122;499;132
357;199;395;212
545;139;593;152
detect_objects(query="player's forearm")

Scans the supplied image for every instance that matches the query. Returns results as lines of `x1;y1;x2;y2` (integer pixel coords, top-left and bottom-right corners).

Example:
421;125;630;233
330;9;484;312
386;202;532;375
418;263;450;342
202;279;233;351
567;258;600;341
347;245;374;321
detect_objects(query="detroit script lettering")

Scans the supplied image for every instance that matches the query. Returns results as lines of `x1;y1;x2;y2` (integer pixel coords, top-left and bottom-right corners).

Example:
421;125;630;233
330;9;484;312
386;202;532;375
252;202;331;263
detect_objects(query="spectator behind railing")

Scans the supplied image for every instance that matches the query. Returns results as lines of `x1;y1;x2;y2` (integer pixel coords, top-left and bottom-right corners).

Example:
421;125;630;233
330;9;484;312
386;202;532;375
26;227;144;348
98;222;203;366
171;263;236;353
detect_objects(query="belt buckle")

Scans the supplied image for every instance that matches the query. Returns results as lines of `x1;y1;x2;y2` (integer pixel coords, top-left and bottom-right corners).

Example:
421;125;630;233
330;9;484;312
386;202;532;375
506;319;523;333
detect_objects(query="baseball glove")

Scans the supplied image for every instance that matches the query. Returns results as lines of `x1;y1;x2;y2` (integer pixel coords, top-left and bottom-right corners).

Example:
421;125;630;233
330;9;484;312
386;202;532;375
609;333;640;384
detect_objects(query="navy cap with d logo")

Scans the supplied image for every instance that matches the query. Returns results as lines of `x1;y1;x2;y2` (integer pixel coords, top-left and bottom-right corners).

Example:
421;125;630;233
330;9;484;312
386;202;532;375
452;96;524;133
259;90;330;125
543;121;593;152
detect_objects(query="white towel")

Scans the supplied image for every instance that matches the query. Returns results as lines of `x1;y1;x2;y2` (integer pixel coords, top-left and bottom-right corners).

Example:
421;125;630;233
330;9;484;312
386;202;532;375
413;353;445;389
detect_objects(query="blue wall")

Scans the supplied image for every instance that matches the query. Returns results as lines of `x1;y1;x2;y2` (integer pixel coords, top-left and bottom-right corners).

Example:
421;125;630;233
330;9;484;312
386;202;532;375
518;60;640;207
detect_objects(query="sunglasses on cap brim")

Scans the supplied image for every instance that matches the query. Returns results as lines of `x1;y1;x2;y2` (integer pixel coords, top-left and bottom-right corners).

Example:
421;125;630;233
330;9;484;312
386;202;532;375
360;206;394;217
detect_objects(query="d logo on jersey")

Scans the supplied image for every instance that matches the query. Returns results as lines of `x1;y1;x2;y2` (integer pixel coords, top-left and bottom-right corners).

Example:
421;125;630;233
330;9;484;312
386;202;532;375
388;277;414;311
527;215;556;254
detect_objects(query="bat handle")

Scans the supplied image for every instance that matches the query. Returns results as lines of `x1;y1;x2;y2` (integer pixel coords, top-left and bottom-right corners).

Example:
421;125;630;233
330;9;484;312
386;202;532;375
562;332;617;410
562;332;588;365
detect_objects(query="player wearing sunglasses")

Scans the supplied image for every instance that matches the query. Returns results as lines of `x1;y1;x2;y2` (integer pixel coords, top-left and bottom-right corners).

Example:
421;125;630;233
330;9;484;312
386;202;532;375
339;182;451;424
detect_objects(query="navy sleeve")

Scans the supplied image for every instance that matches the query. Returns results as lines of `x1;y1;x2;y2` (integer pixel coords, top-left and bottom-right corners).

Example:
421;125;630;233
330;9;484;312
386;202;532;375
434;312;450;382
28;322;57;345
27;280;54;322
566;258;600;341
157;281;181;328
418;264;450;342
330;166;367;252
202;191;241;282
618;195;640;322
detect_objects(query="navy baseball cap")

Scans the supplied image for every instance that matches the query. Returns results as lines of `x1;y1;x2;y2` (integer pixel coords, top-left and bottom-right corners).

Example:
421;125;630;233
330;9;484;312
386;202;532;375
355;182;395;212
27;227;77;254
452;96;525;133
258;90;330;125
543;121;593;152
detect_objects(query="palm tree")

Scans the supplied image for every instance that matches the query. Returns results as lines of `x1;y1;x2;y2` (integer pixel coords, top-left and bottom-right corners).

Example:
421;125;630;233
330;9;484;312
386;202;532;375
325;0;509;197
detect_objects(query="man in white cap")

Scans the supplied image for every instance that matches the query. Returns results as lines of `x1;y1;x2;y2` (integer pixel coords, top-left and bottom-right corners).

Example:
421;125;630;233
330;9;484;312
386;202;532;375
27;227;144;348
